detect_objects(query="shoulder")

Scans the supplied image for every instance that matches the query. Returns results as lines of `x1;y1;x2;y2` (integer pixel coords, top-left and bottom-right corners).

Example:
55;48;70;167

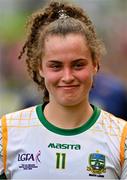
100;109;127;125
0;105;38;126
97;108;127;136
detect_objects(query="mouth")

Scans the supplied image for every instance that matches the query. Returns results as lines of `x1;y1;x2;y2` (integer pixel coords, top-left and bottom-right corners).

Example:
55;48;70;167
58;85;79;89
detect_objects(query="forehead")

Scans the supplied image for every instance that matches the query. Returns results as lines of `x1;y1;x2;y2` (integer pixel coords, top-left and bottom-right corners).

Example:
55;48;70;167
44;33;89;51
42;33;92;62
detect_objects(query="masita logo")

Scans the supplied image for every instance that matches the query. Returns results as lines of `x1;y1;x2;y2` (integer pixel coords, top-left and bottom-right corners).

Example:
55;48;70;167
18;150;41;170
48;143;81;150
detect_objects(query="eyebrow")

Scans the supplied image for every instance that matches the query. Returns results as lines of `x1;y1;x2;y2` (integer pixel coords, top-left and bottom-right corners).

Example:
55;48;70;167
47;58;87;63
47;60;62;64
72;58;87;62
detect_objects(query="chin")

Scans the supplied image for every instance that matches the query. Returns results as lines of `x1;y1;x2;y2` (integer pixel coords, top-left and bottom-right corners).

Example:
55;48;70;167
58;99;82;107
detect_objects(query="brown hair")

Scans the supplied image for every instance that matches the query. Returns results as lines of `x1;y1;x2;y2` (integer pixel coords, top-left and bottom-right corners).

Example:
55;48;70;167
19;0;106;102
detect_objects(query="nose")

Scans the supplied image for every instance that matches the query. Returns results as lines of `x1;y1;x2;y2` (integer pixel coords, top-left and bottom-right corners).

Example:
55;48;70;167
61;68;74;83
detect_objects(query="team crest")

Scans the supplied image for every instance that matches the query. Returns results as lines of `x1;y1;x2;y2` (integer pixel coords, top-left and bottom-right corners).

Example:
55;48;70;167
87;152;106;175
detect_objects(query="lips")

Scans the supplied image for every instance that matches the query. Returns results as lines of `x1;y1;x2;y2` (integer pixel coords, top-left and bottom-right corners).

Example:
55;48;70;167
57;85;79;90
58;85;79;88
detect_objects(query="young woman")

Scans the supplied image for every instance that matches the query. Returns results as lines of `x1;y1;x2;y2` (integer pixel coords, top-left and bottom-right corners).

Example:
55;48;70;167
0;0;127;179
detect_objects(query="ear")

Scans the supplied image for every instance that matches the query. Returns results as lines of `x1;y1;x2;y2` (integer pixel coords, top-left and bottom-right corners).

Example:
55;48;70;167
94;65;98;74
93;59;100;75
39;68;44;78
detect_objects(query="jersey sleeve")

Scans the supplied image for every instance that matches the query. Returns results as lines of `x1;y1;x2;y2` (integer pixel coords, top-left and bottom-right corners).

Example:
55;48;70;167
0;118;4;176
120;129;127;179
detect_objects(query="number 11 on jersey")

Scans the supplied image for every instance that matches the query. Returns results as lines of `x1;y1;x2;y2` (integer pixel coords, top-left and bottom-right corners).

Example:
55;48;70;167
56;153;66;169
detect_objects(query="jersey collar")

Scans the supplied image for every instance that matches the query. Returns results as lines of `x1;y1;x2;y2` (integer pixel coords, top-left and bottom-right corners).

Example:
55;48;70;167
36;103;101;136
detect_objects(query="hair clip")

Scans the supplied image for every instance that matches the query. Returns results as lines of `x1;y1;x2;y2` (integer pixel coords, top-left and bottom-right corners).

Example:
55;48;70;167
58;9;69;19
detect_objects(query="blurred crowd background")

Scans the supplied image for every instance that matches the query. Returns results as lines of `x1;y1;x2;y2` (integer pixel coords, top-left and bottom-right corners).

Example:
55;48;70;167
0;0;127;120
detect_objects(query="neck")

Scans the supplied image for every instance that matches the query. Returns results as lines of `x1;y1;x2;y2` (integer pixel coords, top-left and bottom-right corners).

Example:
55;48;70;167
44;101;93;129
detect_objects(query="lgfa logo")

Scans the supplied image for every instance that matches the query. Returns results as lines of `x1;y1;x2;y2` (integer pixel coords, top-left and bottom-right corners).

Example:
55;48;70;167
18;153;34;161
18;150;41;163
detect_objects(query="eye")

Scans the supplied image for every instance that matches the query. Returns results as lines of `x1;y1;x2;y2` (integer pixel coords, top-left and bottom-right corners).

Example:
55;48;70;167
48;62;62;71
73;62;86;70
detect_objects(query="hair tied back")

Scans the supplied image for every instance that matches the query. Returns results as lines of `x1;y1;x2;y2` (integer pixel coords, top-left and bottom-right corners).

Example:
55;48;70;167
58;9;69;19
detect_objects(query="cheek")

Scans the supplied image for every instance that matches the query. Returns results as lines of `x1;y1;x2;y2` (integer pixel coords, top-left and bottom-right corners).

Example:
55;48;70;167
78;69;93;82
43;71;60;85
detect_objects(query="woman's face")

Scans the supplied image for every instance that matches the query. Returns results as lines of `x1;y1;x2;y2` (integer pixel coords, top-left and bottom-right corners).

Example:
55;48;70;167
39;33;98;107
